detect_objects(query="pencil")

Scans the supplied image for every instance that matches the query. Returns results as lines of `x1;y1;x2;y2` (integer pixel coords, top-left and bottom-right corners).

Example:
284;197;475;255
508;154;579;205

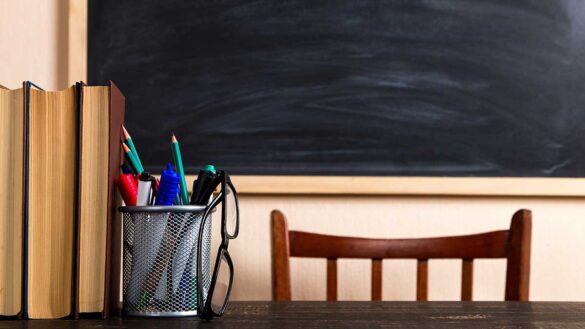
122;126;144;172
171;134;189;204
122;143;144;174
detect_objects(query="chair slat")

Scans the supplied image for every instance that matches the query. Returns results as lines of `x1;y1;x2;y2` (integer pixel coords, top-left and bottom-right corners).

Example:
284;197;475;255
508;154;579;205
461;259;473;301
371;259;382;301
416;259;428;301
327;259;337;301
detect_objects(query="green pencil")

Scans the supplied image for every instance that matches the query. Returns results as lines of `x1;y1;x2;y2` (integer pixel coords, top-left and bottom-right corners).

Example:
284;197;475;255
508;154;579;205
122;126;144;172
171;134;189;204
122;143;143;174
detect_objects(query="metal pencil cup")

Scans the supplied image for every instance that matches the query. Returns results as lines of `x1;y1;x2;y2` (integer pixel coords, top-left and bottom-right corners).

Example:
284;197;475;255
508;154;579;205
120;206;212;317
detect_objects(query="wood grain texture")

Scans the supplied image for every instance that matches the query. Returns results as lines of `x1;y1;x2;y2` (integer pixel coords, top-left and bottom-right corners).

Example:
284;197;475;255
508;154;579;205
27;87;77;319
88;0;585;177
3;302;585;328
0;88;24;316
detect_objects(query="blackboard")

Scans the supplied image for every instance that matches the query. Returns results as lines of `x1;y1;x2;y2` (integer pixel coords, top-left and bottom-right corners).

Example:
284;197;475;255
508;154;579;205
89;0;585;176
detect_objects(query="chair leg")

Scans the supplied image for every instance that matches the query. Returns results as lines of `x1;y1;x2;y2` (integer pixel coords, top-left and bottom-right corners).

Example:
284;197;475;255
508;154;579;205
505;209;532;301
326;259;338;301
272;210;292;301
417;259;428;301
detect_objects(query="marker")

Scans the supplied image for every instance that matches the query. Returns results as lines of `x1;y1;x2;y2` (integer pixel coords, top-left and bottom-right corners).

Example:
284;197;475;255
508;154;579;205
137;172;153;206
190;165;217;205
122;143;144;174
117;173;137;206
122;126;144;171
155;163;180;206
171;134;189;205
199;174;221;205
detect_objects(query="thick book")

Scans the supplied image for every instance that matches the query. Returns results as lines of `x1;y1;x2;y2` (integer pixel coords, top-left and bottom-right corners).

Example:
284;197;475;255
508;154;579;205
24;83;78;319
0;85;25;317
0;82;125;319
75;81;125;318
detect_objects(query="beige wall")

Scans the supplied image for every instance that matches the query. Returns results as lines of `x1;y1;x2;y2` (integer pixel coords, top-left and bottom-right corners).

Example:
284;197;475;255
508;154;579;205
0;0;69;90
232;195;585;301
2;0;584;302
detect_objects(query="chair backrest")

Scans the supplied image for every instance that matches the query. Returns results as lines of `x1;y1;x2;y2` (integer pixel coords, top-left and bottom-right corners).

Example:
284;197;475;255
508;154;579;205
271;209;531;301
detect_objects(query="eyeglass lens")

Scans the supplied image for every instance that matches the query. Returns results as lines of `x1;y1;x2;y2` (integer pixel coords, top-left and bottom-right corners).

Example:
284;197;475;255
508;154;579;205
210;253;231;314
224;184;237;237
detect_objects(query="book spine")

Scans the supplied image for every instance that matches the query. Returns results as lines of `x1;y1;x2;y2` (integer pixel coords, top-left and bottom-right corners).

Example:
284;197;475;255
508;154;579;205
103;81;126;318
19;82;28;320
72;82;84;319
21;81;45;319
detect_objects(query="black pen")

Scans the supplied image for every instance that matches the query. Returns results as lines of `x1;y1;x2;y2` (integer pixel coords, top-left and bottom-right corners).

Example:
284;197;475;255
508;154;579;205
190;165;217;205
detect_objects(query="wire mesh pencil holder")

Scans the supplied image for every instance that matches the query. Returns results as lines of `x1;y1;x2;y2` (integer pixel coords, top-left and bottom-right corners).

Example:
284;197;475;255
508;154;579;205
119;206;212;317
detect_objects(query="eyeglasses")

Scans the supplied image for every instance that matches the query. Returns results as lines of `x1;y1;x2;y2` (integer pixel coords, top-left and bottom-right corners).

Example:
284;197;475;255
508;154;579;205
196;171;239;319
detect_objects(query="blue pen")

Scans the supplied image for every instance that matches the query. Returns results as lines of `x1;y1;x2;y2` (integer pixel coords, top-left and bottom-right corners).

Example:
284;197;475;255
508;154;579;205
176;262;193;308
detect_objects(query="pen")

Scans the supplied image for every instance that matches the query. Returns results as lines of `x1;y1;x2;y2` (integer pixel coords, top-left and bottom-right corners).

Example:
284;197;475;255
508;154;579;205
137;172;153;206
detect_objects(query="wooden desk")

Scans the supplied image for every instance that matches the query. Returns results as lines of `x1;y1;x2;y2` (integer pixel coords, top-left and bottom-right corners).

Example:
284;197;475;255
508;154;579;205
2;302;585;328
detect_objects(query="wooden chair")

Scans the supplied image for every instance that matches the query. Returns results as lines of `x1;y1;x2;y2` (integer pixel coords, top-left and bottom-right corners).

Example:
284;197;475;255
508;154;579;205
271;209;531;301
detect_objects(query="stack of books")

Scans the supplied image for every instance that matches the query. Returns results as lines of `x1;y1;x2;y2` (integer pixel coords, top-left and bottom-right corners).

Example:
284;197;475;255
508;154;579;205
0;81;125;319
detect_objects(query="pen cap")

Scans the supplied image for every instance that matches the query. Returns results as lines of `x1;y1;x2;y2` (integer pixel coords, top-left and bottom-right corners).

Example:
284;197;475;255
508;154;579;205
139;172;152;181
201;164;216;174
137;172;153;206
121;163;133;174
117;173;138;206
155;163;180;206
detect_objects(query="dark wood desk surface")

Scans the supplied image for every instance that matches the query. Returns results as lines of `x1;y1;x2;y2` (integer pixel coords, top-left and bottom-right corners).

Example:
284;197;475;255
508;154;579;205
3;302;585;328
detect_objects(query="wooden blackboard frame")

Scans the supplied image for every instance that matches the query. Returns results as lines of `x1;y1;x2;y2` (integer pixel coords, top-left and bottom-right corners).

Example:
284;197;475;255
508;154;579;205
72;0;585;197
223;175;585;197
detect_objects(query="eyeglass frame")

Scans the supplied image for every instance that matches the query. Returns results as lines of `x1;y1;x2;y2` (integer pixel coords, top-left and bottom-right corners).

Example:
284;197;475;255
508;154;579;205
196;171;239;320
